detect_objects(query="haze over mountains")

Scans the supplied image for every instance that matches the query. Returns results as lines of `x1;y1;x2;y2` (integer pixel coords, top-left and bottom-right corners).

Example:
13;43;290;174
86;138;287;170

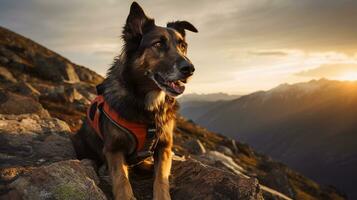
179;92;241;103
180;79;357;199
178;93;241;122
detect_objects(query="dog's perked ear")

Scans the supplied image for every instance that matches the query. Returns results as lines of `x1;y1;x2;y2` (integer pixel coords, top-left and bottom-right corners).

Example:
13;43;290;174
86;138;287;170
167;21;198;37
123;2;155;42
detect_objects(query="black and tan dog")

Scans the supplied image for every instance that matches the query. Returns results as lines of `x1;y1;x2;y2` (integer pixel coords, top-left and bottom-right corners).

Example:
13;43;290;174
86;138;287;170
74;2;197;200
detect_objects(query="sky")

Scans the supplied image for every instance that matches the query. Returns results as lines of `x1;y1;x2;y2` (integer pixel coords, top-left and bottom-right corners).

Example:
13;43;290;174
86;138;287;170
1;0;357;94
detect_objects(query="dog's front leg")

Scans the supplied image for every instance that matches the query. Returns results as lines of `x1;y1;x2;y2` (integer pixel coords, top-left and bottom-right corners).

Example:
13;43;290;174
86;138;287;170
105;151;136;200
153;143;172;200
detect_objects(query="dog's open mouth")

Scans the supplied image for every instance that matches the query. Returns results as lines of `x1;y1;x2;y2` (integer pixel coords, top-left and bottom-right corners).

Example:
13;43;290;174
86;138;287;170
152;73;186;96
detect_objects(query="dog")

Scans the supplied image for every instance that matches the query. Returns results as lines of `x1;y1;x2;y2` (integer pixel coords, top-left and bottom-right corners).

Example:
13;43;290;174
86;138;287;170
74;2;198;200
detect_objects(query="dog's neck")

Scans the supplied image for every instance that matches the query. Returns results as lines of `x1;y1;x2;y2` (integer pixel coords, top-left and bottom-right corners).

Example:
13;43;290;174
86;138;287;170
145;90;166;111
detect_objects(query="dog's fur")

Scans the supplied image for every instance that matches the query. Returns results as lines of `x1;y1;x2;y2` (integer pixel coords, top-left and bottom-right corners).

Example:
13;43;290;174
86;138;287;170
74;2;197;200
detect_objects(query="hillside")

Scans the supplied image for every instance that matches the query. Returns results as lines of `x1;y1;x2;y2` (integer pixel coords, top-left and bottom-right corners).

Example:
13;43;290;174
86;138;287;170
188;79;357;199
0;26;346;200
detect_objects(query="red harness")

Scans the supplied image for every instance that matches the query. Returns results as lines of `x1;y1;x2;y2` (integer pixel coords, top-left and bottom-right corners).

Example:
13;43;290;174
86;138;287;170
87;95;158;164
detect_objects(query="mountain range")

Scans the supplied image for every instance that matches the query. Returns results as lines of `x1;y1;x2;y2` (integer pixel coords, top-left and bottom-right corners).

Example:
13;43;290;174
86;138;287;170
178;93;241;122
180;79;357;199
178;92;241;103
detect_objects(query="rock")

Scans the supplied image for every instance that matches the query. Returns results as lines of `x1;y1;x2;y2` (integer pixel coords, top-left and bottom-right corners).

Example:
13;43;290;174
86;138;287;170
229;139;239;154
0;27;80;83
217;145;234;156
0;113;78;198
64;63;81;83
196;151;247;176
64;86;86;103
0;114;75;168
73;83;97;102
0;66;16;83
259;167;295;199
6;81;41;99
98;157;263;200
0;55;9;65
0;46;25;72
32;56;80;83
74;65;104;85
170;158;263;200
183;139;206;155
2;160;106;200
0;90;49;117
40;85;88;104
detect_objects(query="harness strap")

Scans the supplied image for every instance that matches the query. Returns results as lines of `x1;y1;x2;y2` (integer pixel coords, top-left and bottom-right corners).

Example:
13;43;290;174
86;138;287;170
87;96;105;139
87;95;160;165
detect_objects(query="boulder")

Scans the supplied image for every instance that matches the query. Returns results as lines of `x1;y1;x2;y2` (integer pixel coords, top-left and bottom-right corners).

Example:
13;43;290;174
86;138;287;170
0;66;17;83
40;85;89;105
0;113;78;198
32;56;80;83
98;158;263;200
170;159;263;200
183;139;206;155
196;151;246;176
259;167;295;199
74;65;104;85
227;139;239;154
6;81;41;99
2;160;106;200
0;90;49;117
0;55;9;65
0;114;75;168
217;145;234;156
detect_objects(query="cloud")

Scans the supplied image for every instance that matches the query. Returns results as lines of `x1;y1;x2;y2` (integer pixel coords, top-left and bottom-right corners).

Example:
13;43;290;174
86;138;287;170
93;51;116;56
295;63;357;78
1;0;357;93
248;50;288;57
196;0;357;53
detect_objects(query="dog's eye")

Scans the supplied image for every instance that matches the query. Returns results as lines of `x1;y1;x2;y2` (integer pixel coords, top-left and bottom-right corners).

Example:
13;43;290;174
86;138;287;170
152;41;163;48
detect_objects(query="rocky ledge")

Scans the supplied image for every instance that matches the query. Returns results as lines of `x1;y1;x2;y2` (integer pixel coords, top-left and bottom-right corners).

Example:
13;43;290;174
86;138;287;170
0;113;263;200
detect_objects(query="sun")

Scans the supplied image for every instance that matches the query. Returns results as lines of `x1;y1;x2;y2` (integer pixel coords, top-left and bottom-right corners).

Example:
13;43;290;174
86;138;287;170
337;72;357;81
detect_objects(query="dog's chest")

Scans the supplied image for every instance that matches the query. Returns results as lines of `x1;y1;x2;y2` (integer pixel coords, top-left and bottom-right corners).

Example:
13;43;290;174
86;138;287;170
153;105;175;146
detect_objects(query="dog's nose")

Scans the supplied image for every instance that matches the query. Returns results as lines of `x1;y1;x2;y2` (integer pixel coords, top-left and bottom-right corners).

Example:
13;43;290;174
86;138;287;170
178;60;195;76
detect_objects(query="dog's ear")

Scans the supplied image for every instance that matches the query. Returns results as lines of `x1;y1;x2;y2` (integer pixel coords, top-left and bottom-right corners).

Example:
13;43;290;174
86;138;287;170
123;2;155;42
167;21;198;37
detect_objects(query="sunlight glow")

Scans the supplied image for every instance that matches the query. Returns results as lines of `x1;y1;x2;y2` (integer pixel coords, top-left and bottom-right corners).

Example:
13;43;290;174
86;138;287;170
337;72;357;81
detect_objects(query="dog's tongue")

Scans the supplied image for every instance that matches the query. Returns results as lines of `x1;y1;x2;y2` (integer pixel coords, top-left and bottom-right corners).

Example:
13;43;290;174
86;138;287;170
169;81;185;94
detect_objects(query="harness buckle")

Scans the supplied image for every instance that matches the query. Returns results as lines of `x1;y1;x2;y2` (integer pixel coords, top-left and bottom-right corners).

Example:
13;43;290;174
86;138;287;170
147;127;156;138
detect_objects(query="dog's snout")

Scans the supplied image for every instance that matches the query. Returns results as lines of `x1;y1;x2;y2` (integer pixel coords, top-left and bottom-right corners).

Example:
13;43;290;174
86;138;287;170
178;60;195;76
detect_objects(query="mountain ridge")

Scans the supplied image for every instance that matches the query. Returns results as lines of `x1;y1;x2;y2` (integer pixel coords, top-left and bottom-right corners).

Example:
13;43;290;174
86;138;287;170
183;78;357;199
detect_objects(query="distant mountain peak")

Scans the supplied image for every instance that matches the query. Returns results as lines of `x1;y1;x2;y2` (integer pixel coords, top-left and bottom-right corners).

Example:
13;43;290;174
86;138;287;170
269;78;352;95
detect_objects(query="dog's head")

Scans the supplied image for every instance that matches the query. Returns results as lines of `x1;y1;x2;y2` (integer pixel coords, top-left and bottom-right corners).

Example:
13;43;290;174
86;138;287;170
122;2;198;97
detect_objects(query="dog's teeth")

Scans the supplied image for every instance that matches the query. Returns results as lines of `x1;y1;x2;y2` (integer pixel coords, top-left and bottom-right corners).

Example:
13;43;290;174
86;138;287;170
176;80;184;86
